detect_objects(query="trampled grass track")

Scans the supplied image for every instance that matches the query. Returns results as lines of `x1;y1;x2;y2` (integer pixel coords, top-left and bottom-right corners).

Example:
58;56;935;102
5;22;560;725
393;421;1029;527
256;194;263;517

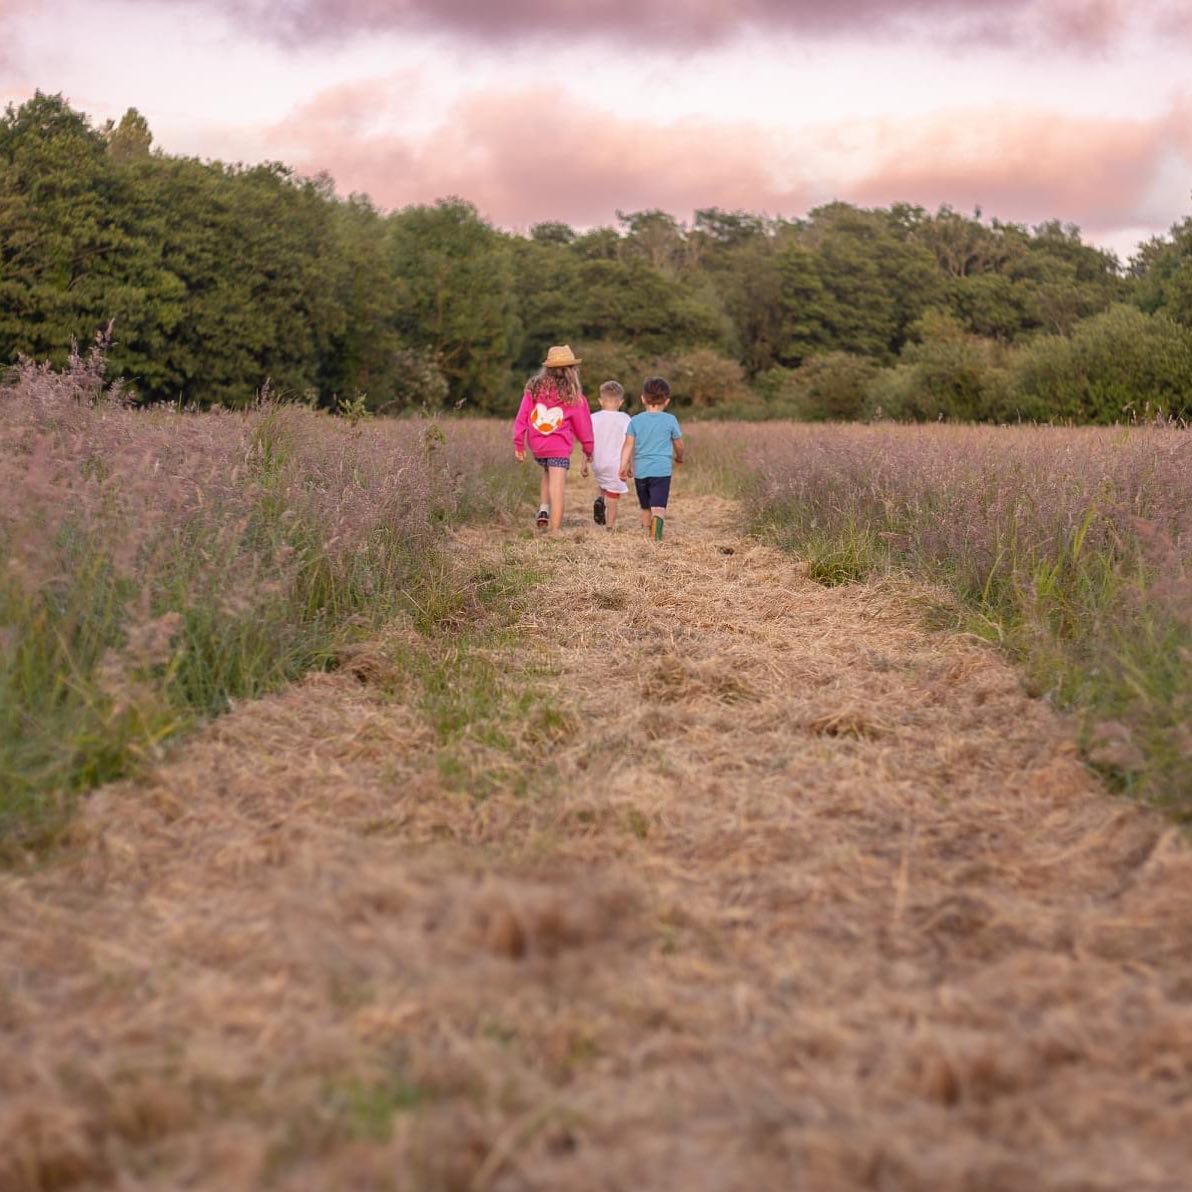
4;476;1192;1191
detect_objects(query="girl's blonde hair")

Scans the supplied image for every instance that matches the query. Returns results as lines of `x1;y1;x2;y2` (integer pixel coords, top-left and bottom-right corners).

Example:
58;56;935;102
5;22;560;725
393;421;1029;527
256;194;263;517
527;365;581;405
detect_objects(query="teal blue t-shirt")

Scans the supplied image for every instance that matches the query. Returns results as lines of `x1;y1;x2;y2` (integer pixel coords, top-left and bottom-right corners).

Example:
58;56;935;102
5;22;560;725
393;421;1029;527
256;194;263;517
626;411;682;478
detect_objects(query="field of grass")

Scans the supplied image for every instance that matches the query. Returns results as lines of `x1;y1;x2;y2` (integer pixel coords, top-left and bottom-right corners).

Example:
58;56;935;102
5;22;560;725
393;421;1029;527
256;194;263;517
5;366;1190;862
0;347;524;856
6;469;1192;1190
696;421;1191;811
6;390;1192;1187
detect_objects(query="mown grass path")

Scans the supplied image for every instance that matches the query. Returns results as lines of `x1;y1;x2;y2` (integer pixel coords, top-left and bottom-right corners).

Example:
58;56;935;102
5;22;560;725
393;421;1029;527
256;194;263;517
4;478;1192;1191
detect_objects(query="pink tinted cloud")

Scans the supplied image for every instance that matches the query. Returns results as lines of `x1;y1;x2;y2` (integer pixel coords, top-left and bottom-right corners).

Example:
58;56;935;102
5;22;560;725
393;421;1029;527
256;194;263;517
274;83;811;225
1164;97;1192;161
216;0;1008;44
274;82;1190;241
1036;0;1126;44
137;0;1185;49
848;108;1179;234
0;0;39;73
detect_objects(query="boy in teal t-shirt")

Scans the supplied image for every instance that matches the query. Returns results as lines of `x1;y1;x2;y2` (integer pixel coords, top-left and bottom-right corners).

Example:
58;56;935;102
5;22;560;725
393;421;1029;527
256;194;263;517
619;376;684;540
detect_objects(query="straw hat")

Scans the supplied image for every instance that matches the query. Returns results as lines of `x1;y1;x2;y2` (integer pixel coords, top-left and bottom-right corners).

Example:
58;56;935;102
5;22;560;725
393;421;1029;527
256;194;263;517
543;344;582;368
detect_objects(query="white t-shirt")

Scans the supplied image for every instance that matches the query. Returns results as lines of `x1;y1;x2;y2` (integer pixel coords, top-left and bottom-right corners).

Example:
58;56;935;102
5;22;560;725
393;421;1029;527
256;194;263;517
591;410;631;492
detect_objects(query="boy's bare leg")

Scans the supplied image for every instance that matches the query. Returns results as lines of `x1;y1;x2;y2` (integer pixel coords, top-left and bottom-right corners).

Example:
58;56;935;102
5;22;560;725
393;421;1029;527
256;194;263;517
640;507;651;534
605;495;618;529
547;467;567;532
650;506;667;540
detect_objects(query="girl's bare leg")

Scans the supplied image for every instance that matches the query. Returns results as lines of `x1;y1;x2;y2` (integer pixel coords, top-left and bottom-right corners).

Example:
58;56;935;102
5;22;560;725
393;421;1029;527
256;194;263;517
538;468;550;512
547;467;567;531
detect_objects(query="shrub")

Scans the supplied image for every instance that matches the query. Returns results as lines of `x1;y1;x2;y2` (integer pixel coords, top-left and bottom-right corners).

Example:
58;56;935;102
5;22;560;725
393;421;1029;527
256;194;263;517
863;363;923;422
375;347;450;413
1008;305;1192;423
890;310;1004;421
787;352;879;421
570;340;653;402
752;367;803;418
664;347;755;410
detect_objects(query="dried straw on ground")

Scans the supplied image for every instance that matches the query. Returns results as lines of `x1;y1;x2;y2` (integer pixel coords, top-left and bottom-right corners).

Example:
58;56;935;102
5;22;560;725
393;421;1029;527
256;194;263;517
3;481;1192;1191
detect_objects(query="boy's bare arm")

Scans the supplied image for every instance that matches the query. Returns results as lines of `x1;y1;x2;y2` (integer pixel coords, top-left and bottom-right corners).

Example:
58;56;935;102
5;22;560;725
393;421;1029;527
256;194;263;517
619;437;634;481
673;437;685;466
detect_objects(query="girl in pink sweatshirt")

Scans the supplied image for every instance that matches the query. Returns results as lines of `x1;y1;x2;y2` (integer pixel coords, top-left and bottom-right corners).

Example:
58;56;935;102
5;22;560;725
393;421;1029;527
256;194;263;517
512;344;595;532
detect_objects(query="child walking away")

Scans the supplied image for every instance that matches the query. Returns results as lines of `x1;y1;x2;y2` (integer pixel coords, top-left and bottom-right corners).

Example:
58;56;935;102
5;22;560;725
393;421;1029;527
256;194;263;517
512;345;594;532
619;376;683;540
590;381;630;530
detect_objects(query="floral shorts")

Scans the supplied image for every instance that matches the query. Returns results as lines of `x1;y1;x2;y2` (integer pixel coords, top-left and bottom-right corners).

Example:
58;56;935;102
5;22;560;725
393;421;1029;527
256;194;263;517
535;456;570;470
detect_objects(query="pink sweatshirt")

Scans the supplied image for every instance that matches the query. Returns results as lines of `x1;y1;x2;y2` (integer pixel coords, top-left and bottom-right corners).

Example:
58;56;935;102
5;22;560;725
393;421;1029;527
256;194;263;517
512;387;595;460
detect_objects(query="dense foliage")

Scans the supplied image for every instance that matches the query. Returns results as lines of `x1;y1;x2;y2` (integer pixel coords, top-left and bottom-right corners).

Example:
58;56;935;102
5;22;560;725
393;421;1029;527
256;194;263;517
4;93;1192;422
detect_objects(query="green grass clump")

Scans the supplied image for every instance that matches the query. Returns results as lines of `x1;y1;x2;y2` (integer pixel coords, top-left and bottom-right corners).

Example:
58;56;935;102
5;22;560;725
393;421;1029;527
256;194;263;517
324;1072;430;1142
384;553;573;804
795;523;880;586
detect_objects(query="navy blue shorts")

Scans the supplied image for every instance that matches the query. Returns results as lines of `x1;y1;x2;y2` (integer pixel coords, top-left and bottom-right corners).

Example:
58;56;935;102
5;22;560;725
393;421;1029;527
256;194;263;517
635;475;672;510
535;456;570;470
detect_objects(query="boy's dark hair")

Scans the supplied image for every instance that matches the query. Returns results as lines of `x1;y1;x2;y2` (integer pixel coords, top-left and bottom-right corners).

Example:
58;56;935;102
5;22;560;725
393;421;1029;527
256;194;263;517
642;376;671;404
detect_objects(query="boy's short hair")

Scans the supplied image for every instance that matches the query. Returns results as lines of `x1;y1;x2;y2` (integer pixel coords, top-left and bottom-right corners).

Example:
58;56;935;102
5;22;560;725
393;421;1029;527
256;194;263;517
599;380;624;400
642;376;671;404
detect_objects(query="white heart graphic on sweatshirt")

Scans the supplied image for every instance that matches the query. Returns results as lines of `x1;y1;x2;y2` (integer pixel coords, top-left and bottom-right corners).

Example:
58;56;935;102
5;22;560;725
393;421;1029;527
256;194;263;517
531;403;565;434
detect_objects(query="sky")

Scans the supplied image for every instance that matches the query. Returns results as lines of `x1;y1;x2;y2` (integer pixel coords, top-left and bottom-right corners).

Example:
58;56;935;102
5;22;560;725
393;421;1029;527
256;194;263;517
2;0;1190;260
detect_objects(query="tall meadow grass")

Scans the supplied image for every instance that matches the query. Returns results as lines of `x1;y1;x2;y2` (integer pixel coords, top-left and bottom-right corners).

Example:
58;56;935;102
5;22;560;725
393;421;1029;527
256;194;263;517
697;421;1191;812
1;345;516;854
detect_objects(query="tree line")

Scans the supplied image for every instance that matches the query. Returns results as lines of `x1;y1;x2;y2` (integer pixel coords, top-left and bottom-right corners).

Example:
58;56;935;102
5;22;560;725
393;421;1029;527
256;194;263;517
4;92;1192;422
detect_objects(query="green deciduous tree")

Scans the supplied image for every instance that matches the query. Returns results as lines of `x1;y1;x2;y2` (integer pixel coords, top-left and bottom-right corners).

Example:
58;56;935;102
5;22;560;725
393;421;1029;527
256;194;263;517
1;95;345;405
574;258;729;356
387;199;518;412
509;235;582;377
0;92;135;367
776;204;943;365
316;194;403;409
1133;217;1192;327
104;108;153;162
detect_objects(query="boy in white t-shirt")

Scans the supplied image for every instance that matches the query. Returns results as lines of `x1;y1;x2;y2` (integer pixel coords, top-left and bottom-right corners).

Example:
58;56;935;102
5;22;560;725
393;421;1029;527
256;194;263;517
590;381;631;530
